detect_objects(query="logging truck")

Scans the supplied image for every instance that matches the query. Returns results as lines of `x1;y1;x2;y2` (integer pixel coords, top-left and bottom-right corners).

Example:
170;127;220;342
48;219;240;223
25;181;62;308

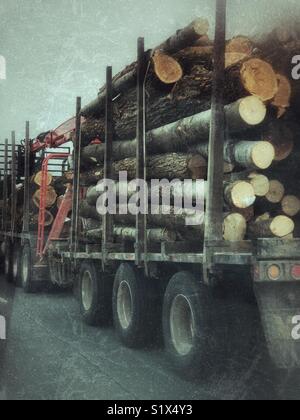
1;1;300;377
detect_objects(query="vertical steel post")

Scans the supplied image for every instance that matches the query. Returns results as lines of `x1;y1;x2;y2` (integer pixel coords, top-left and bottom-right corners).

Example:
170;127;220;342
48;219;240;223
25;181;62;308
102;66;114;266
3;139;9;236
70;97;82;255
0;169;2;231
11;131;16;237
204;0;227;281
135;37;148;269
23;122;30;236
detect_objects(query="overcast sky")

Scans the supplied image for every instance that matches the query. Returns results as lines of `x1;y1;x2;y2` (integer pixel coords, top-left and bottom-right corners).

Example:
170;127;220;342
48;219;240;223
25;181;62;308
0;0;300;141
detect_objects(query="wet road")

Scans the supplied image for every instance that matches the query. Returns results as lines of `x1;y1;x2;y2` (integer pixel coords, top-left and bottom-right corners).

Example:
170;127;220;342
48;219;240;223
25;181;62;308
0;277;300;400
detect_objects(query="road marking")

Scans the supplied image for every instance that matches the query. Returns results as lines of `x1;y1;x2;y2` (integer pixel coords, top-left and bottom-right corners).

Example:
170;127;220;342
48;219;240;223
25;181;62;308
0;297;8;305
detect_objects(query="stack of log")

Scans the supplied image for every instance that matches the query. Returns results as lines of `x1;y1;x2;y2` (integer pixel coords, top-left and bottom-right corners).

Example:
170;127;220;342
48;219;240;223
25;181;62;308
76;18;300;246
12;170;73;232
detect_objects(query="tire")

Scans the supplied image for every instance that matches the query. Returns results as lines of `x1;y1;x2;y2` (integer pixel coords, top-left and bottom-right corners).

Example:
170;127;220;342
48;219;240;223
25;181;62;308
79;261;112;326
113;263;160;348
4;241;13;283
162;271;219;379
12;243;22;287
21;243;35;294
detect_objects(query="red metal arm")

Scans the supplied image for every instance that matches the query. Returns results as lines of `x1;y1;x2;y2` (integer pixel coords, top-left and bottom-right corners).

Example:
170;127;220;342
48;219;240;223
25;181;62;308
37;153;71;258
31;116;85;153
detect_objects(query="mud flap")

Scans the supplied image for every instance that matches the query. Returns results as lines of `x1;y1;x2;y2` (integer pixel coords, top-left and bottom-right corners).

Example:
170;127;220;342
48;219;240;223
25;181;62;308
254;282;300;369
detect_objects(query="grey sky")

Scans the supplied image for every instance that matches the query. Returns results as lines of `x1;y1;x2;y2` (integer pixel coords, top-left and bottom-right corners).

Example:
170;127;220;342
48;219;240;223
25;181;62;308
0;0;300;141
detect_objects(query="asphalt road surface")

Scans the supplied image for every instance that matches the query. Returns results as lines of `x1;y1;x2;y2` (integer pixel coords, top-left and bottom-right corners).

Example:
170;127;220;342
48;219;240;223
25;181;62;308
0;277;300;400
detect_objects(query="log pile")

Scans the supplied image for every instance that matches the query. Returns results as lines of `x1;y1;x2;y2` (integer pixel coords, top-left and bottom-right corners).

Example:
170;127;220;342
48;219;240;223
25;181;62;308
10;171;73;232
76;18;300;246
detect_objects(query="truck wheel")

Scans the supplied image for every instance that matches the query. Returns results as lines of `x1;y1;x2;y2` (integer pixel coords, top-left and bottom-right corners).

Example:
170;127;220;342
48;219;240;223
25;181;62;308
79;261;112;326
21;243;35;293
113;263;159;348
4;241;13;283
162;271;216;378
12;243;22;287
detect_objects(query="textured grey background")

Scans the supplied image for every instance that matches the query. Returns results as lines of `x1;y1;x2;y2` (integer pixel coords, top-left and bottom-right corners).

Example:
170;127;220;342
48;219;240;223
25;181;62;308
0;0;300;140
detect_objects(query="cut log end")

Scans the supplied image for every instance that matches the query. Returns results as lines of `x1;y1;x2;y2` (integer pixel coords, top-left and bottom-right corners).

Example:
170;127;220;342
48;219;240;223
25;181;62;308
248;173;270;197
226;181;256;209
251;141;275;170
265;180;285;204
34;171;53;187
223;213;247;241
238;96;267;126
281;195;300;217
152;52;183;84
226;36;254;55
33;187;58;209
270;216;295;238
240;58;279;101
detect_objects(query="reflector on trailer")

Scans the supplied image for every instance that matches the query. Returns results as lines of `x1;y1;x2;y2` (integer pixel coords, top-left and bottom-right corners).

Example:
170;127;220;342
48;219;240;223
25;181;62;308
291;265;300;280
267;265;281;281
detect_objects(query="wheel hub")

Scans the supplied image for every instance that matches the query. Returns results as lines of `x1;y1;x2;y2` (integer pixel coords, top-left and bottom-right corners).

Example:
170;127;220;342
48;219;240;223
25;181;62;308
170;294;195;356
82;271;93;312
117;281;133;330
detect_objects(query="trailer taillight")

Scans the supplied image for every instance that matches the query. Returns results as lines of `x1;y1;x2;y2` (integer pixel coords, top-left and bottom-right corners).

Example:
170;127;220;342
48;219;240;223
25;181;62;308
267;265;281;281
291;265;300;280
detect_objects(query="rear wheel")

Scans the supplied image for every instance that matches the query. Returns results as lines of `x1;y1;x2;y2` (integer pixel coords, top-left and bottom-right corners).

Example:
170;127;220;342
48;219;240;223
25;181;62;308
162;271;218;378
79;261;112;326
21;243;35;293
113;263;160;348
4;240;13;283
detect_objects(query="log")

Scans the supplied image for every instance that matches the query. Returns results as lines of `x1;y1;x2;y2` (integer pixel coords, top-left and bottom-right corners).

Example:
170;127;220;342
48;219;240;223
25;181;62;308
249;214;295;238
82;153;207;181
34;171;53;187
240;58;278;101
226;36;254;55
84;227;177;243
79;201;204;232
152;51;183;84
281;195;300;217
81;96;267;166
194;140;274;170
247;173;270;197
224;181;256;209
32;186;57;209
223;213;247;241
265;180;285;204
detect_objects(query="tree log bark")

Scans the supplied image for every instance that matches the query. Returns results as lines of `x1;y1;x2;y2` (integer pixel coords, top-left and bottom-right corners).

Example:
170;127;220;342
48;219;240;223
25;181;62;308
83;227;176;243
82;153;207;182
79;201;204;232
81;96;267;167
